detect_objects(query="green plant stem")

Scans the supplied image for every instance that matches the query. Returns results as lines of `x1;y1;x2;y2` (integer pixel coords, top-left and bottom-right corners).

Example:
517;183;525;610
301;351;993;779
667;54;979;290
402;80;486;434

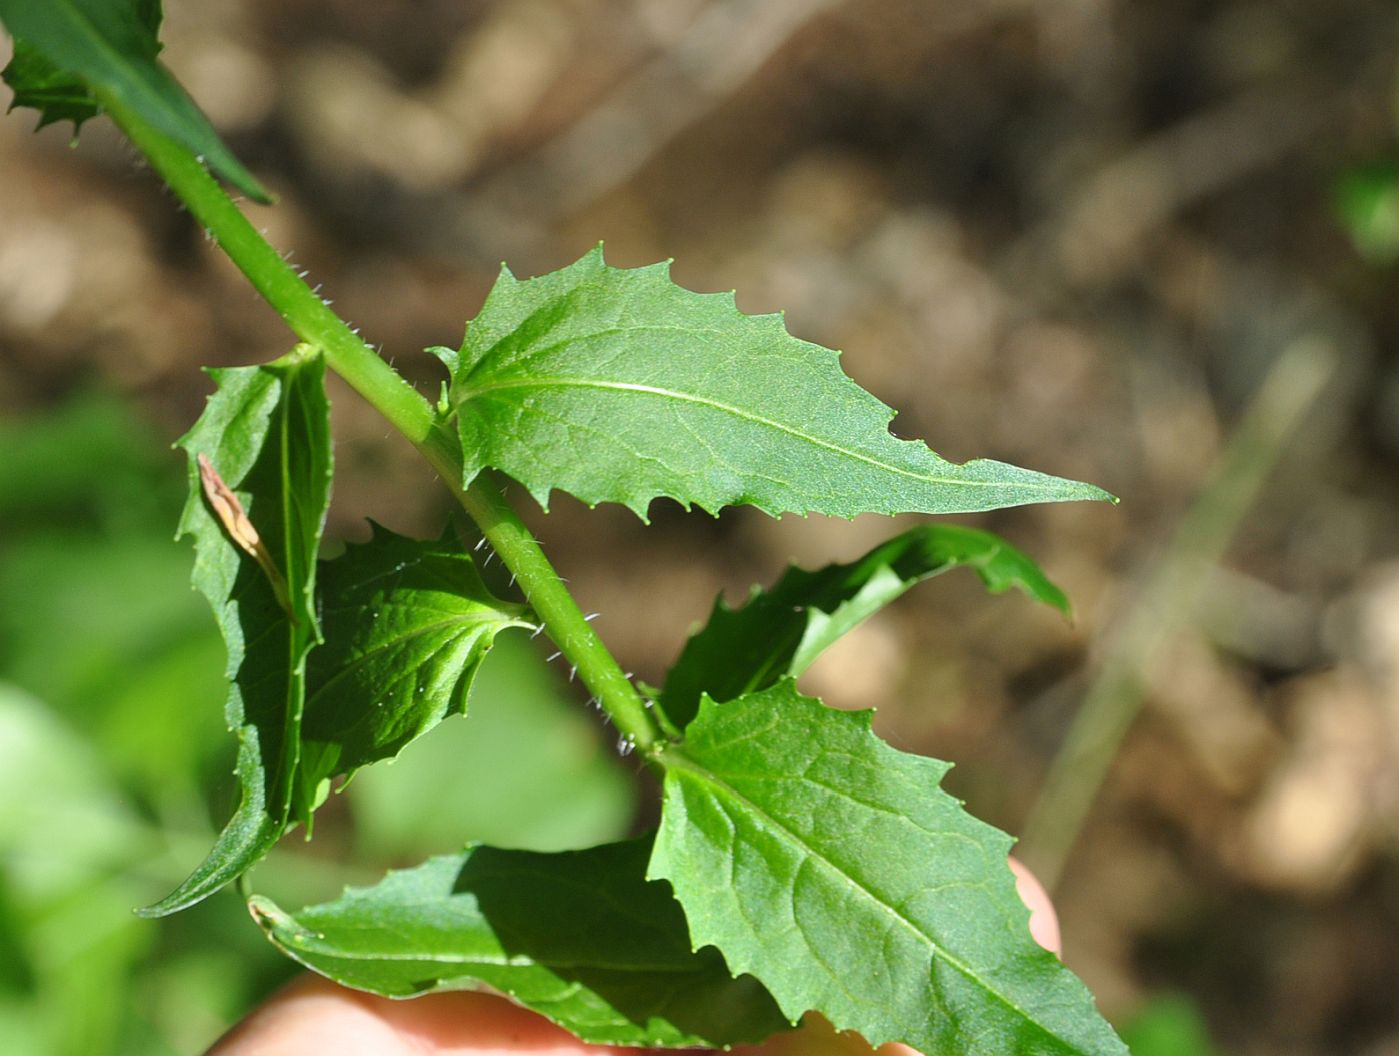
1018;339;1334;891
430;452;660;751
100;91;660;752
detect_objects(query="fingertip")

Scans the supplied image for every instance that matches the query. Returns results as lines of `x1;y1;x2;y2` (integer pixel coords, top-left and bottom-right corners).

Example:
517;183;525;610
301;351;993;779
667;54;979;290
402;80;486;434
1008;856;1062;956
205;975;407;1056
204;976;630;1056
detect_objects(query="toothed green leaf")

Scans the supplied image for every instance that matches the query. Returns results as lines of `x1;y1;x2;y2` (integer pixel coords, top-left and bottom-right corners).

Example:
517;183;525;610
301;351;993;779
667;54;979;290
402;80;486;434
0;0;269;201
293;524;534;826
251;838;792;1049
139;346;330;916
660;522;1069;730
449;246;1113;520
650;682;1127;1055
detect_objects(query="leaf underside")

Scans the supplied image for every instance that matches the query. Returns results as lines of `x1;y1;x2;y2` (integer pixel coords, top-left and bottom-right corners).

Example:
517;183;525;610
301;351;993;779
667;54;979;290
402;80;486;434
294;523;533;827
449;246;1113;521
2;36;103;130
659;522;1070;731
138;347;331;917
251;838;792;1049
0;0;270;201
649;682;1127;1055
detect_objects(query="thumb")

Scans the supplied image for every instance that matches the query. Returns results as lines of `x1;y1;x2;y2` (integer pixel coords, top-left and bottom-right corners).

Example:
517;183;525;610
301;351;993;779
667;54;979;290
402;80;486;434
206;977;635;1056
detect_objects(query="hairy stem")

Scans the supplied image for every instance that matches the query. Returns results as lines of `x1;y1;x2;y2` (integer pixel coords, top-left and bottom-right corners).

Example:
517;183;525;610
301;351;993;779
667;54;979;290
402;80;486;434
422;438;660;750
102;91;660;751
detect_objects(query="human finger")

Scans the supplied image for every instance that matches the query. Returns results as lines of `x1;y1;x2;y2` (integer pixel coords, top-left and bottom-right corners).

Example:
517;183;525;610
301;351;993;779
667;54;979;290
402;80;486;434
204;975;643;1056
1009;854;1062;955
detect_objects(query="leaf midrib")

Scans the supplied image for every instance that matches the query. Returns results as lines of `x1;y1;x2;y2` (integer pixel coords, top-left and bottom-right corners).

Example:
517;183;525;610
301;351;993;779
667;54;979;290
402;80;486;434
456;377;1033;492
275;385;309;817
304;611;515;710
658;746;1059;1046
28;0;173;128
273;923;718;975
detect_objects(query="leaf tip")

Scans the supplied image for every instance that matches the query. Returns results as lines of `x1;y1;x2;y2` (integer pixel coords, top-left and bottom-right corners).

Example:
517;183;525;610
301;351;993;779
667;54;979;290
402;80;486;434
426;344;459;373
1069;478;1119;506
134;884;206;919
242;182;276;207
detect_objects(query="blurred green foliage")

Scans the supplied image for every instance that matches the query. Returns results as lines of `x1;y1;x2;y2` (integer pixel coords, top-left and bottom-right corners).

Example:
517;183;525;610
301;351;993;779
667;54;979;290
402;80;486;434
1334;161;1399;265
1121;994;1222;1056
0;392;637;1054
348;633;639;860
1333;65;1399;265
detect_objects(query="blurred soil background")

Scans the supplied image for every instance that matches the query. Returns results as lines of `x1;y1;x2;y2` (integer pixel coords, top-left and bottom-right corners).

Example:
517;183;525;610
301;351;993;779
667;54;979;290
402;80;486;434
2;1;1398;1053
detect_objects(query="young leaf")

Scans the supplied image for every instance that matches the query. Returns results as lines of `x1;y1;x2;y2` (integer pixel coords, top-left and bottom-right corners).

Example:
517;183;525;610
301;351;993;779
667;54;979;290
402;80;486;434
138;346;331;917
448;246;1113;520
293;524;534;825
659;522;1069;730
0;0;270;202
649;682;1128;1055
249;838;792;1049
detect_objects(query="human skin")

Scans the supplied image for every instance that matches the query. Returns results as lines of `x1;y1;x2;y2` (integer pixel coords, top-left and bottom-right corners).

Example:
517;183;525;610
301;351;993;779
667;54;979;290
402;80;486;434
207;858;1060;1056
